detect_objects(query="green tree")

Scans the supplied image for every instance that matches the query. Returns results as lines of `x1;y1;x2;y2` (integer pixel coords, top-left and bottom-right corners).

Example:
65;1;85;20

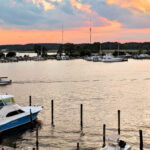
6;52;16;57
0;52;5;58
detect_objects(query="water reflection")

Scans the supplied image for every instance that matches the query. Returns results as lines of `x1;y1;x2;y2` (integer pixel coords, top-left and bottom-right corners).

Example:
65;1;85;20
0;59;150;149
0;120;42;149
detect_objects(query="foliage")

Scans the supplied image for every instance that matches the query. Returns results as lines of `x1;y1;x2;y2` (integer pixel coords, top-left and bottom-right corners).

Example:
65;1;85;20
6;52;16;57
34;45;48;57
0;52;5;58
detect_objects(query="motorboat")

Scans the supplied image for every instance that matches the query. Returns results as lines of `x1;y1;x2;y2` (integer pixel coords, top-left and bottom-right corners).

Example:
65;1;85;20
102;54;124;63
93;56;103;62
0;95;42;132
136;54;150;59
0;77;12;86
100;134;131;150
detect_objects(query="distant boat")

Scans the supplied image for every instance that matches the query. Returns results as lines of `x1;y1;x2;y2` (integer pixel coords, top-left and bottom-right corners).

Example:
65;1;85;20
102;54;124;63
0;77;12;86
0;95;42;133
136;54;150;59
100;134;131;150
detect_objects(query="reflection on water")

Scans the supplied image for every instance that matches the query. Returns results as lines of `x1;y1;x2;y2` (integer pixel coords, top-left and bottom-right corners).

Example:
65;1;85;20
0;59;150;149
0;120;42;149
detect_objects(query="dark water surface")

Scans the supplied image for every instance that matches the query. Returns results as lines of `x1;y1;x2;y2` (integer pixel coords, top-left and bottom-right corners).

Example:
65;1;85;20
0;59;150;150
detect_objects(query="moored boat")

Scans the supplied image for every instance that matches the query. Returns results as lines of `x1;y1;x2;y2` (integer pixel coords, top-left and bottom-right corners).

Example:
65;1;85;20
102;54;124;63
100;134;131;150
0;77;12;86
0;95;42;132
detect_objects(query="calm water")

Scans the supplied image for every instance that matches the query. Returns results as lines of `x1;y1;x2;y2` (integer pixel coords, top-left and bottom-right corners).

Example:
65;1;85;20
0;59;150;150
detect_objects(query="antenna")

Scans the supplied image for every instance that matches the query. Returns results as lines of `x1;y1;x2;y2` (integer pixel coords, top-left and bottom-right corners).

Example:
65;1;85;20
62;24;64;45
118;43;120;56
90;17;92;44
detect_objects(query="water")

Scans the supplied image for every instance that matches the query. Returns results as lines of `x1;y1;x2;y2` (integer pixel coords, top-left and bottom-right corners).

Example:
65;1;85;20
0;59;150;150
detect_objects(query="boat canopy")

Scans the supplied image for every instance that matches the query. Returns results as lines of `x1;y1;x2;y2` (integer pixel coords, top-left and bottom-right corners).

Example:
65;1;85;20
0;95;15;107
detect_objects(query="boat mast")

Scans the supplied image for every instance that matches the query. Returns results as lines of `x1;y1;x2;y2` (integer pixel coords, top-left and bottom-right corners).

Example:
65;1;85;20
118;43;120;56
62;24;64;55
90;17;92;44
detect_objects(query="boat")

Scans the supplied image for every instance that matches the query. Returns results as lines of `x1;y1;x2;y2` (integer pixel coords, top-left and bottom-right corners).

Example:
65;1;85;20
136;54;150;59
0;95;42;132
0;77;12;86
100;134;131;150
102;54;124;62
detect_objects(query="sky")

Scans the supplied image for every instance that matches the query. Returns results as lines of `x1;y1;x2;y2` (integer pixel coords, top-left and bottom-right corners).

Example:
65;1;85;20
1;0;150;44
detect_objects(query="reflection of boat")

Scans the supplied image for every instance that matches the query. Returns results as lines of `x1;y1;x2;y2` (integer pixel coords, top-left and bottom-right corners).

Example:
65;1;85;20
0;95;42;133
100;134;131;150
102;54;124;63
0;120;42;148
0;77;12;86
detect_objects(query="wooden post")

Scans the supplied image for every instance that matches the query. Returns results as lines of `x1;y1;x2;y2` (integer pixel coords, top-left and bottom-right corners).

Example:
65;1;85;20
77;142;79;150
30;109;33;129
118;110;120;135
139;130;143;150
102;124;106;147
36;127;39;150
51;100;54;126
80;104;83;131
29;96;32;106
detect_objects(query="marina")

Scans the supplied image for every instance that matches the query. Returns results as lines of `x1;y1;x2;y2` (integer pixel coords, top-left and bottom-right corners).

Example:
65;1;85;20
0;59;150;149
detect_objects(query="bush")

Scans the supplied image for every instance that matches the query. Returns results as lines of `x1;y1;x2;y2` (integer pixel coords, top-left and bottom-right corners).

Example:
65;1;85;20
6;52;16;57
0;52;5;58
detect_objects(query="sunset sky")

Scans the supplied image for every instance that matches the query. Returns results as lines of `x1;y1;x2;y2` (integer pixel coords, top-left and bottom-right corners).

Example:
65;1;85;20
1;0;150;44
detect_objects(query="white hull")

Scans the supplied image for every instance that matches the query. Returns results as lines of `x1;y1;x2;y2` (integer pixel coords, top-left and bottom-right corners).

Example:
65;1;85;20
100;145;131;150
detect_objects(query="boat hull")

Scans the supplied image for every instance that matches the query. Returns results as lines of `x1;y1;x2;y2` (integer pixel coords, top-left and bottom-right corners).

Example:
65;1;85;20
0;112;38;132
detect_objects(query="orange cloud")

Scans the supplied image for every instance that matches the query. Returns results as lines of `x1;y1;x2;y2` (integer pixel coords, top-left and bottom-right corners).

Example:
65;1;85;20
106;0;150;13
0;18;150;45
32;0;55;11
71;0;92;13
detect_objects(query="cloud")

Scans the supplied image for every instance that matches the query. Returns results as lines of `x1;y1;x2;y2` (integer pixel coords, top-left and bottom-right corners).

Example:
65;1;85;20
106;0;150;13
71;0;92;13
31;0;55;11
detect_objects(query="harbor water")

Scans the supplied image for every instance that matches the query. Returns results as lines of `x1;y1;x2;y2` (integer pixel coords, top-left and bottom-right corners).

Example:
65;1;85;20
0;59;150;150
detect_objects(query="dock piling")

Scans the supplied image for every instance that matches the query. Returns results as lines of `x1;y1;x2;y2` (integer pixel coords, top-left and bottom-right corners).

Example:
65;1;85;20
80;104;83;131
139;130;143;150
36;126;39;150
118;110;120;135
29;96;32;106
30;109;33;129
51;100;54;126
77;142;80;150
102;124;106;147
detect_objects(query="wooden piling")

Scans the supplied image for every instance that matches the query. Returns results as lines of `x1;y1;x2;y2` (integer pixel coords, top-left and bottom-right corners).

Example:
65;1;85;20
118;110;120;135
77;142;79;150
29;96;32;106
51;100;54;126
30;109;33;128
36;127;39;150
80;104;83;131
102;124;106;147
139;130;143;150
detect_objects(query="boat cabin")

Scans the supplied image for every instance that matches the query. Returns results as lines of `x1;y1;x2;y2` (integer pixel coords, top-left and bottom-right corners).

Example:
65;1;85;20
0;95;15;108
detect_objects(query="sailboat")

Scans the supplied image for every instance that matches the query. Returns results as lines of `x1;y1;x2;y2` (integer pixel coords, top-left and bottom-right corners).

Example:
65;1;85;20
57;24;69;60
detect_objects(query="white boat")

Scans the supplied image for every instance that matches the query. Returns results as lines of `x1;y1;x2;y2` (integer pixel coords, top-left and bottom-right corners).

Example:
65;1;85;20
102;54;124;62
93;56;103;62
0;77;12;86
0;95;42;132
136;54;150;59
100;134;131;150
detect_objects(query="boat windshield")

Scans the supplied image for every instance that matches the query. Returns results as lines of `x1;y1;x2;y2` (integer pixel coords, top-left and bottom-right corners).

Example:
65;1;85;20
0;100;4;107
3;97;15;105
